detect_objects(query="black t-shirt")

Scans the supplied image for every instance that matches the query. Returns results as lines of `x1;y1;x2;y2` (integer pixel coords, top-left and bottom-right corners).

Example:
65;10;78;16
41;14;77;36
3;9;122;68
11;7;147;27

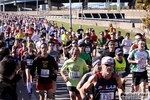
100;49;115;59
77;29;84;39
31;55;58;84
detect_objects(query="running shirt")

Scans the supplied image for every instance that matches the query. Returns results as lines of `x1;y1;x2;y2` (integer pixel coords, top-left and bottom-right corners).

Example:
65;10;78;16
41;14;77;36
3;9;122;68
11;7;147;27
61;57;88;87
23;51;36;68
31;55;58;84
121;38;132;54
128;49;149;72
94;73;117;100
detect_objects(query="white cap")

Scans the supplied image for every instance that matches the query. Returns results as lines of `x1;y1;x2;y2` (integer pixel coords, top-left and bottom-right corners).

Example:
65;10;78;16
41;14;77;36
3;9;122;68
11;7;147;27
101;56;114;65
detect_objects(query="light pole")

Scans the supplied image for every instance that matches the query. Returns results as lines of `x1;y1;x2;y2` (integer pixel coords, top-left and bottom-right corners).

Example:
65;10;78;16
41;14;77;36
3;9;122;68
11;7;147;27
69;0;72;28
36;0;38;15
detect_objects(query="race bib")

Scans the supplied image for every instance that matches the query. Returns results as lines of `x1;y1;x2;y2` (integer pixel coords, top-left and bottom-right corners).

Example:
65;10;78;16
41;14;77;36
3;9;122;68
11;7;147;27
118;71;125;75
94;41;97;44
9;41;13;45
138;64;145;70
40;69;50;78
100;92;114;100
27;59;33;66
85;47;90;53
70;71;80;80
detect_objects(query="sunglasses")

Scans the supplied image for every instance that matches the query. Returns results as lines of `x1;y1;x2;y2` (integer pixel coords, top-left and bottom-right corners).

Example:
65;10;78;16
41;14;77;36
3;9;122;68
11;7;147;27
72;42;77;44
49;45;54;46
105;64;112;67
117;54;123;56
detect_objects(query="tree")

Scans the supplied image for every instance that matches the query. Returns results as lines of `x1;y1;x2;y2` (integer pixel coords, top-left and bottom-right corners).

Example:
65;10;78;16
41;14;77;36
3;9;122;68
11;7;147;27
141;0;150;34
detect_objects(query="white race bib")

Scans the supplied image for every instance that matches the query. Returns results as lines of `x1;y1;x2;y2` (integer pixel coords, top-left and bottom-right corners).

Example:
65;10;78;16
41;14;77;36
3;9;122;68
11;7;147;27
40;69;50;78
100;92;114;100
138;64;145;70
118;71;125;75
85;47;90;53
70;71;80;80
9;41;13;45
27;59;33;66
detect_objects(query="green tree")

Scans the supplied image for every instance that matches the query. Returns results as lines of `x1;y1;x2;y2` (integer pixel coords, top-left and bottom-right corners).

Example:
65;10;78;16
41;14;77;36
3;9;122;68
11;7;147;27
141;0;150;34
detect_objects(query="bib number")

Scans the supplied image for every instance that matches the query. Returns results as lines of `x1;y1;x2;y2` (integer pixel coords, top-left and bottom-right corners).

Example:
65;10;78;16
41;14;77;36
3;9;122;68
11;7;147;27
118;71;125;75
70;72;80;80
27;59;33;66
138;64;145;70
100;92;114;100
40;69;50;78
85;47;90;53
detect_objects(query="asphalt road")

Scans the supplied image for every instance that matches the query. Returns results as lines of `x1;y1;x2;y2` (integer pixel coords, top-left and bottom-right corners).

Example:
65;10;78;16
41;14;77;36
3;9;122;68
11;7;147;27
16;57;150;100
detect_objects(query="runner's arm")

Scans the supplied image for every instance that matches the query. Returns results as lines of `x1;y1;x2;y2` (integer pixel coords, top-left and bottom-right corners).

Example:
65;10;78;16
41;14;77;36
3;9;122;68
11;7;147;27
122;59;130;78
79;74;97;99
116;75;125;100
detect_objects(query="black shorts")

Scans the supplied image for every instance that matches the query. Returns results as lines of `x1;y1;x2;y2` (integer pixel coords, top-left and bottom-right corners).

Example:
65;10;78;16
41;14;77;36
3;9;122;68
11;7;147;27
132;71;148;86
67;86;80;94
52;73;57;81
25;65;32;69
21;65;25;70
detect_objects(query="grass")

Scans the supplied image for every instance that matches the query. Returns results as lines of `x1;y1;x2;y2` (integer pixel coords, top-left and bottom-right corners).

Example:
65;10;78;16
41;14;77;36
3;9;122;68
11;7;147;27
51;20;150;48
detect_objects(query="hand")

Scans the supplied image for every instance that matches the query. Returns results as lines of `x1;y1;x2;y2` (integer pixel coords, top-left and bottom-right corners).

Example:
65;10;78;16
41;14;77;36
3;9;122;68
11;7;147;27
54;70;58;74
136;59;141;64
119;75;122;78
16;68;23;75
63;77;68;82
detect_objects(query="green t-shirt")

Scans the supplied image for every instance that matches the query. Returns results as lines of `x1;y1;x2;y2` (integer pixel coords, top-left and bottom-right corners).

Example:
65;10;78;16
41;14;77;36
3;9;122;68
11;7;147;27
78;52;92;64
61;57;89;87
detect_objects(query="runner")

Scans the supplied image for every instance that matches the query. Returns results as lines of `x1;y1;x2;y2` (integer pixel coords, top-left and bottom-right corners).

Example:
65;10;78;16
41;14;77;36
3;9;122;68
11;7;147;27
47;41;59;99
22;43;36;97
77;57;101;100
30;43;58;100
60;47;89;100
113;48;130;90
79;56;124;100
128;40;149;99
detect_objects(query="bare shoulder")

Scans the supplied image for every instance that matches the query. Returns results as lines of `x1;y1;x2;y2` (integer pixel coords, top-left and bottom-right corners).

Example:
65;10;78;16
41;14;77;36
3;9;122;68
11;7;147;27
88;73;98;83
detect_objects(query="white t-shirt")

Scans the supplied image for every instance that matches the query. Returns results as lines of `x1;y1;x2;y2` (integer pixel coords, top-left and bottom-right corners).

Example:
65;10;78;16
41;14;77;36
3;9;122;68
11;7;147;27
121;38;132;54
32;34;40;42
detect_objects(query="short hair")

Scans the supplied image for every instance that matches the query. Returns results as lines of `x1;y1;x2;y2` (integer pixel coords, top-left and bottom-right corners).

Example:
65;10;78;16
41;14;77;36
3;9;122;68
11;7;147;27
69;47;79;55
0;47;10;61
48;41;54;45
108;40;115;45
0;56;16;77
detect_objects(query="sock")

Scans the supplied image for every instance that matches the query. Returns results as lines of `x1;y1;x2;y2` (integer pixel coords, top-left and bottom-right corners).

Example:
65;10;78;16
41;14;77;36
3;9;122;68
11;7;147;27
26;82;31;93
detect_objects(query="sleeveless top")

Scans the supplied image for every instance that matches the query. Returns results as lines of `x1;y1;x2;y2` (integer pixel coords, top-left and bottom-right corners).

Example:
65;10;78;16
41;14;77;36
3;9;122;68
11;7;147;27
94;72;118;100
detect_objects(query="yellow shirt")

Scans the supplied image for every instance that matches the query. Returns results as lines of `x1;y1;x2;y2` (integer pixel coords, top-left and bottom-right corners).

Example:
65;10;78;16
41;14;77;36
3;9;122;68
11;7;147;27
61;34;69;45
16;33;25;39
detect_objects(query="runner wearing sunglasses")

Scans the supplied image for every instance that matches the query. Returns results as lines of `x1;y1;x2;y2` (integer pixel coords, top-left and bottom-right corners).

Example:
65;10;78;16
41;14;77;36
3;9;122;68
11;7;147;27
80;56;124;100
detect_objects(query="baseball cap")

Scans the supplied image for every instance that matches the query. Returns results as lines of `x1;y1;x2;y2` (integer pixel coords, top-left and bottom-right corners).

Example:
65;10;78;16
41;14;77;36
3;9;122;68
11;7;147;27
92;57;101;67
78;42;85;47
115;48;123;55
84;36;90;40
101;56;114;65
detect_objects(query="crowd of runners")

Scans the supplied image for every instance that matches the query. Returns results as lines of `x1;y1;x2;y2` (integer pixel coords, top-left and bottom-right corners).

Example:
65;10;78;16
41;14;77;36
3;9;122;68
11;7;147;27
0;12;150;100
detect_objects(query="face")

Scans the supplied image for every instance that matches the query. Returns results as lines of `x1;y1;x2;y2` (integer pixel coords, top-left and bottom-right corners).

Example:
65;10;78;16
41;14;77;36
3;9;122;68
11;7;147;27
110;33;115;39
116;53;123;61
94;61;101;73
102;63;114;75
28;43;33;50
108;42;115;50
138;41;145;50
71;48;79;58
40;44;48;54
85;39;90;44
48;43;54;49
